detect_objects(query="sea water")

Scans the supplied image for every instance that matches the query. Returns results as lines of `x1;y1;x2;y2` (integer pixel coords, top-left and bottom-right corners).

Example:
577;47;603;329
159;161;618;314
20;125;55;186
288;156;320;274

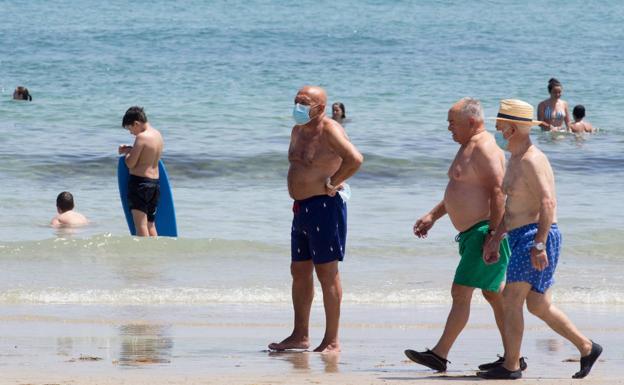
1;1;624;312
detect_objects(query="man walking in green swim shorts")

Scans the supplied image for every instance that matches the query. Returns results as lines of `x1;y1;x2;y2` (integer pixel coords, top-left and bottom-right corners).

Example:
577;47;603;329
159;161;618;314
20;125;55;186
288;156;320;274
404;98;523;372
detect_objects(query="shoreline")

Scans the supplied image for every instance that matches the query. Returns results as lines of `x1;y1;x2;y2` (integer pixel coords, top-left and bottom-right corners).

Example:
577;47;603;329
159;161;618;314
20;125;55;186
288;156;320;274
0;304;622;384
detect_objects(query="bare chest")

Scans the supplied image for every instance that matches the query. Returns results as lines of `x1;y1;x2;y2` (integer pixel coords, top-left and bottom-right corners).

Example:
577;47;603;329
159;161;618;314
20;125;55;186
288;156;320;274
288;132;333;166
447;148;476;181
503;162;524;196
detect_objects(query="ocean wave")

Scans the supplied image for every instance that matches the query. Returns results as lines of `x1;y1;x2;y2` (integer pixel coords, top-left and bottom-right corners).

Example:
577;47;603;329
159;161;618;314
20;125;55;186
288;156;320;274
1;286;623;306
0;151;451;183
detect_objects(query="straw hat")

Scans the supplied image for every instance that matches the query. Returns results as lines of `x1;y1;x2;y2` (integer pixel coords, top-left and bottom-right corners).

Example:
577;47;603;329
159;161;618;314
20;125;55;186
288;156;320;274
493;99;542;126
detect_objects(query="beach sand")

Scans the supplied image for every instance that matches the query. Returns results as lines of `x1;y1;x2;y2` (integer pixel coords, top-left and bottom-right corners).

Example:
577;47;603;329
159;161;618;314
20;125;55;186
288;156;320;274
1;303;622;384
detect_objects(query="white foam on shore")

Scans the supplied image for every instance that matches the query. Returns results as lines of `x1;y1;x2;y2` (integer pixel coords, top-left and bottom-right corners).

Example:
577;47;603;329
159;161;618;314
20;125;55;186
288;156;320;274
2;286;624;305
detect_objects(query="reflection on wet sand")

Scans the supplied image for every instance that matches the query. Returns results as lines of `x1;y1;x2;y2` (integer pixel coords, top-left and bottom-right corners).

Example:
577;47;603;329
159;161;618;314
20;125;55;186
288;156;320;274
56;336;73;357
117;323;173;366
537;338;565;354
268;351;340;373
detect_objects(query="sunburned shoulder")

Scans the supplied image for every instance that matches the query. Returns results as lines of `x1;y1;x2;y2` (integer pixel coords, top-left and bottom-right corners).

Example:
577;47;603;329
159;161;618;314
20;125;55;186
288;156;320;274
322;117;348;138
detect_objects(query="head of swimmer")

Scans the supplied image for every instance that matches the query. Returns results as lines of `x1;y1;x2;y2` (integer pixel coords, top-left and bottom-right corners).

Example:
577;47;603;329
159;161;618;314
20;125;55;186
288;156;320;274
548;78;563;100
13;86;32;101
294;86;327;125
332;102;346;120
447;97;485;144
56;191;74;214
122;106;148;135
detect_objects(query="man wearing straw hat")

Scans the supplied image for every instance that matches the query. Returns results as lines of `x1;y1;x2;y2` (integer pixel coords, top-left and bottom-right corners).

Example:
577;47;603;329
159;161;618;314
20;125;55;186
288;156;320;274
478;99;602;380
404;97;522;372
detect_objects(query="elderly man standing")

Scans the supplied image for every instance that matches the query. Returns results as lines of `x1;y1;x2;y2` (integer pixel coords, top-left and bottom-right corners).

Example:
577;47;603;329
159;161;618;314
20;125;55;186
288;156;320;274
478;99;602;380
268;86;363;353
405;98;522;372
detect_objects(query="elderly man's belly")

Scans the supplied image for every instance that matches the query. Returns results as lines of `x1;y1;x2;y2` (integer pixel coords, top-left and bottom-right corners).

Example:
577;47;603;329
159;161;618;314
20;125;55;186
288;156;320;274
288;165;330;201
444;184;490;232
504;200;557;231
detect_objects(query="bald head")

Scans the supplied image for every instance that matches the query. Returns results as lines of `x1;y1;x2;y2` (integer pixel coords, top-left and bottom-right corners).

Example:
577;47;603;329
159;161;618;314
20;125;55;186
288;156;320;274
294;86;327;123
298;85;327;105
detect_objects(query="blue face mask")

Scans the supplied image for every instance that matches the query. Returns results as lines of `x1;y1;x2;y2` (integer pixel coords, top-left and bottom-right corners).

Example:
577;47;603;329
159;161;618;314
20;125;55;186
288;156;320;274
495;130;509;151
293;103;313;125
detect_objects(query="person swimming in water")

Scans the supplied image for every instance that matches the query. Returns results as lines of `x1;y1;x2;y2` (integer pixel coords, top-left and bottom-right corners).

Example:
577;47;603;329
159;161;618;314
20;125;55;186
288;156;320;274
331;102;346;124
13;86;32;101
537;78;570;132
51;192;89;228
569;105;596;134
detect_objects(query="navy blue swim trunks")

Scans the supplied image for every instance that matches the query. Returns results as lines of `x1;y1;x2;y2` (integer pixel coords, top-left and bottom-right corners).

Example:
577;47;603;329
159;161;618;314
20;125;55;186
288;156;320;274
291;194;347;264
506;223;561;294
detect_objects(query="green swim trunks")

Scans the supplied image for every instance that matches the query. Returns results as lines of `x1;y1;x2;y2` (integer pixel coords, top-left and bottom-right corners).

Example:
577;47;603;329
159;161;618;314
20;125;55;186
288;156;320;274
453;220;510;292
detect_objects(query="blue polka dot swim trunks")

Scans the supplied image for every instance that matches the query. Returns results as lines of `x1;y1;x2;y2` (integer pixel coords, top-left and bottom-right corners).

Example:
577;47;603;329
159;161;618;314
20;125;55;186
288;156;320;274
291;194;347;264
506;223;561;294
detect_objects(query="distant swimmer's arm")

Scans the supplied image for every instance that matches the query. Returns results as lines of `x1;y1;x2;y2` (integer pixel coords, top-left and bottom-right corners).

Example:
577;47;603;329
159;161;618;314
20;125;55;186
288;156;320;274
124;137;145;169
537;102;550;131
325;122;363;188
564;102;571;132
51;217;61;228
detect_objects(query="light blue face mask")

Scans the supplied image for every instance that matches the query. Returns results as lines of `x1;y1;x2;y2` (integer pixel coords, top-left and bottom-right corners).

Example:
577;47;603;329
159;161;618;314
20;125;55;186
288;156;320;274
495;130;509;151
293;103;313;125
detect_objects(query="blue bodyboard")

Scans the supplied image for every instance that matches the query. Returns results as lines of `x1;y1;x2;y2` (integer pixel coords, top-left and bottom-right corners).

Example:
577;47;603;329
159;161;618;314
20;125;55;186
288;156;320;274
117;157;178;237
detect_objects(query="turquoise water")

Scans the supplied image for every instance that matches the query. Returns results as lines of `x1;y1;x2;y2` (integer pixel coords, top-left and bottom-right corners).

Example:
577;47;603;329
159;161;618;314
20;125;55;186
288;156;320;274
1;1;623;306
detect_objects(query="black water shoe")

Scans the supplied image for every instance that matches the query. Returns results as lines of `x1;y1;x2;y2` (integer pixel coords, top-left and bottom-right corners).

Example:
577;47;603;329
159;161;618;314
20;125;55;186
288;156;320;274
572;341;603;379
404;349;449;372
478;355;527;371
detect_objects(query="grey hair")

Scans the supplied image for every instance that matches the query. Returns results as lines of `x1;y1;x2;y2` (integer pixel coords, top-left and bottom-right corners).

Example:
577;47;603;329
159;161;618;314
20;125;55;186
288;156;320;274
459;97;484;122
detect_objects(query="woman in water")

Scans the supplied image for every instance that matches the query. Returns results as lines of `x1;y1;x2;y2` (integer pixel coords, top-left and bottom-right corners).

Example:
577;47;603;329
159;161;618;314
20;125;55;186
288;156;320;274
331;102;346;124
13;86;32;101
537;78;570;131
569;105;596;134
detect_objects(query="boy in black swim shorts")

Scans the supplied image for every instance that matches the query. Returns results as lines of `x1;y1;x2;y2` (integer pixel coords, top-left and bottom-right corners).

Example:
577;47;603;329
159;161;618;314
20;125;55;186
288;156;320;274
119;106;164;236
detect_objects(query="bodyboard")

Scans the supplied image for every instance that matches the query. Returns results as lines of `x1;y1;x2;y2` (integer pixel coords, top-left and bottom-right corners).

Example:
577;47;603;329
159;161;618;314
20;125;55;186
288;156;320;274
117;156;178;237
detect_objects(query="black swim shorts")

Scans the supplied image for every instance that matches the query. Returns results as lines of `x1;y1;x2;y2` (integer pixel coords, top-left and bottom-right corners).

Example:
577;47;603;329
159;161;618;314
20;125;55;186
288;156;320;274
128;174;160;222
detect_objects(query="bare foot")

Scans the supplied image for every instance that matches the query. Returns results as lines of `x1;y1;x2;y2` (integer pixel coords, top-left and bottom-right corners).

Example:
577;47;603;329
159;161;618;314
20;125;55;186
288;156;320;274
313;340;340;353
268;334;310;351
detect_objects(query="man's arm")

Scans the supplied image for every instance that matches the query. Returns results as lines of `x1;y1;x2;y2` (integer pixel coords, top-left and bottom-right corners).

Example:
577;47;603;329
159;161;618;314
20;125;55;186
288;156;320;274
522;156;556;244
522;155;556;270
325;121;363;187
473;145;506;231
124;137;145;169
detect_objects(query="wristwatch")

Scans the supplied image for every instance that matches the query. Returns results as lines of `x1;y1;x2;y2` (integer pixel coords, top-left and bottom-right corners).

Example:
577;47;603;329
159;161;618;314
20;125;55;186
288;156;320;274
533;241;546;251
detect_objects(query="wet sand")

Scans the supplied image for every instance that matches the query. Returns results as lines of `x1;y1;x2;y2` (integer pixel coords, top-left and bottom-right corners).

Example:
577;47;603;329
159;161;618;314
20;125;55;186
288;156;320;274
0;304;622;384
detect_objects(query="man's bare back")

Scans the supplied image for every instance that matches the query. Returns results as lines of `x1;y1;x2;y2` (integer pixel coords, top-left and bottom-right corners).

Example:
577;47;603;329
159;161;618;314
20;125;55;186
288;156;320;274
122;124;163;179
503;145;557;231
51;210;88;228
